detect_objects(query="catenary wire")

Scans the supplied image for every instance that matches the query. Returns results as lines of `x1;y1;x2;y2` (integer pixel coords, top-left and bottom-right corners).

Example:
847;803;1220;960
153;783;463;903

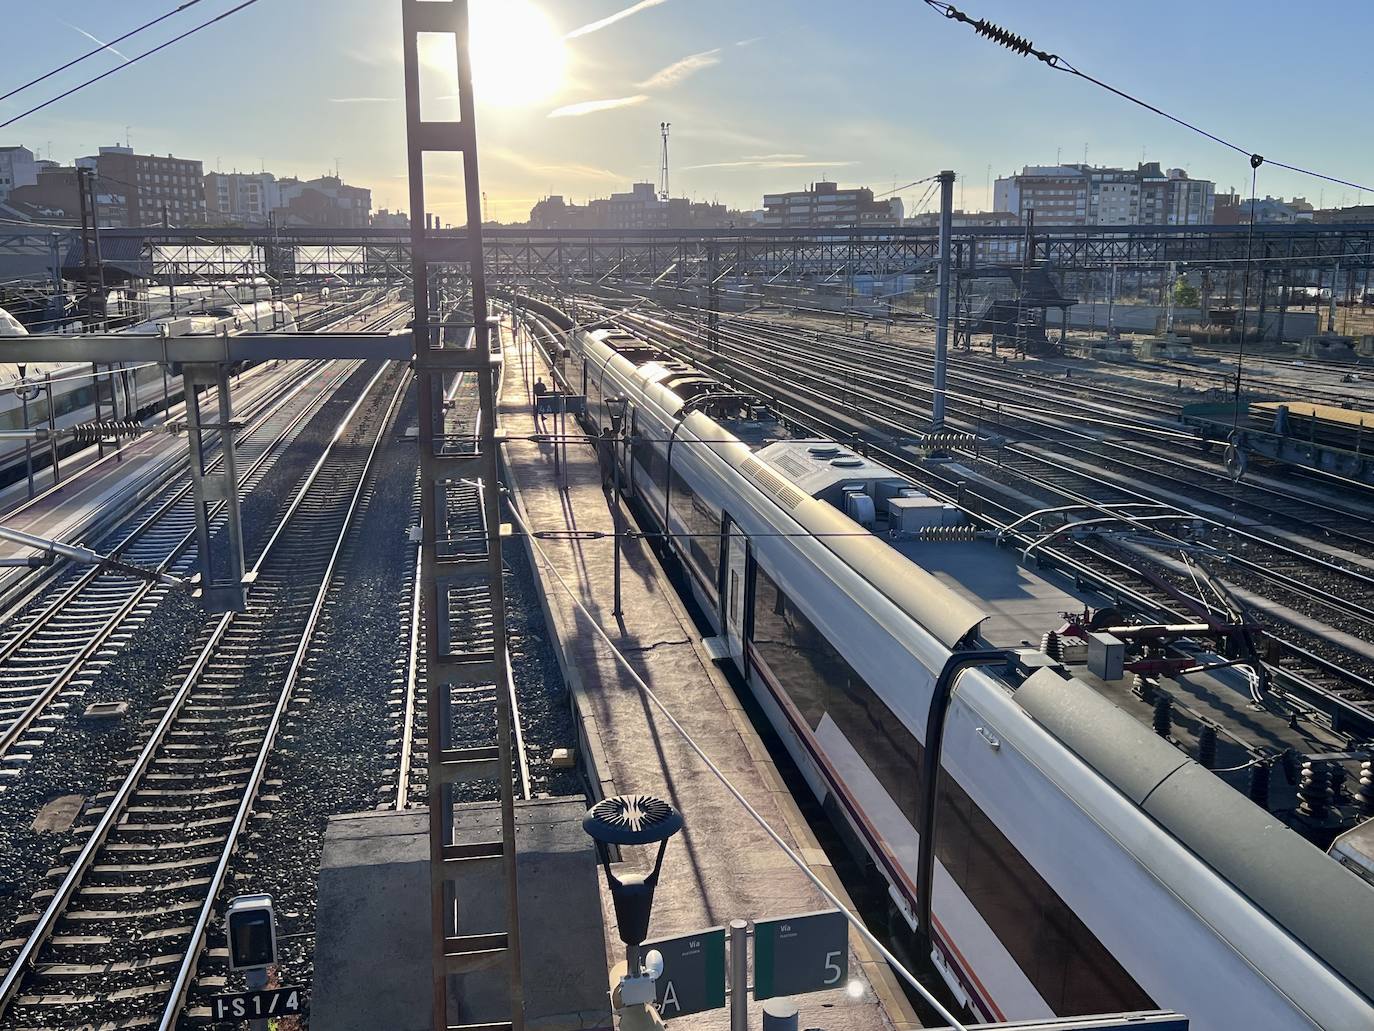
921;1;1374;193
0;1;208;104
0;0;263;132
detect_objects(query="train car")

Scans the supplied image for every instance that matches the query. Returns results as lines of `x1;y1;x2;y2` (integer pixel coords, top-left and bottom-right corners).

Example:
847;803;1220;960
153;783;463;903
123;299;297;336
0;297;296;488
0;306;28;337
563;319;1374;1031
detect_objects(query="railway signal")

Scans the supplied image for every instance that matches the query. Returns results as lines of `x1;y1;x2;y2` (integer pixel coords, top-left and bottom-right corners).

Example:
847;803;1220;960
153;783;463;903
217;894;305;1028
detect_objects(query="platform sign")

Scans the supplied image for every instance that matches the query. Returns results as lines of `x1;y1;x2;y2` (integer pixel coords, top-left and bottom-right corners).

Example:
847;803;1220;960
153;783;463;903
642;926;726;1018
210;985;305;1021
753;909;848;1000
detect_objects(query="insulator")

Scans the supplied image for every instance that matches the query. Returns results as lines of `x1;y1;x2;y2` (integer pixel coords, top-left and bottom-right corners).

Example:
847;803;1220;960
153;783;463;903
1040;631;1060;660
1358;761;1374;815
1297;761;1333;820
68;419;144;443
1330;763;1349;802
972;18;1035;56
1132;674;1155;705
1247;762;1271;809
1197;725;1217;769
1280;749;1302;786
914;525;977;543
1152;693;1172;739
919;431;979;449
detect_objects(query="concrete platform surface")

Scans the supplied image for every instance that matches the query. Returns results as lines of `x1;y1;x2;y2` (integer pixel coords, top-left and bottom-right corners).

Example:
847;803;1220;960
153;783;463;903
312;798;609;1031
499;325;920;1031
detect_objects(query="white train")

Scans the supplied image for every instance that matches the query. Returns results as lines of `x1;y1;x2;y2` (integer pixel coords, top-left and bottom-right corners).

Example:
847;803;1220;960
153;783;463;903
563;320;1374;1030
0;300;296;488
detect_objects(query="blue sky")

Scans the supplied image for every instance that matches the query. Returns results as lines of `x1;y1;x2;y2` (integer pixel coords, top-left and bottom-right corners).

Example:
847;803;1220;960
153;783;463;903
3;0;1372;223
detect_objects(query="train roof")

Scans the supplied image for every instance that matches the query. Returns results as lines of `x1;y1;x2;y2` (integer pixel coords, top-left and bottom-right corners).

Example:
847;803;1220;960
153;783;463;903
583;318;1374;1006
0;361;80;383
588;325;1365;812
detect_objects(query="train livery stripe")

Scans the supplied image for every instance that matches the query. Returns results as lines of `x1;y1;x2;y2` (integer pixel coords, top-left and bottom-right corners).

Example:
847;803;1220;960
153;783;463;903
578;327;1154;1023
747;638;1153;1021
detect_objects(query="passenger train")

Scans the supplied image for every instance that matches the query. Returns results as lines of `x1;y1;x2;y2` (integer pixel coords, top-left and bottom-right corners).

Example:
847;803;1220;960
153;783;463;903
0;300;296;489
552;309;1374;1030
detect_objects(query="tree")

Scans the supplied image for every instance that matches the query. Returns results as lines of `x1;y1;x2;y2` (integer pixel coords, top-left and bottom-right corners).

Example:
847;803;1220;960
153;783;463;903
1173;280;1200;307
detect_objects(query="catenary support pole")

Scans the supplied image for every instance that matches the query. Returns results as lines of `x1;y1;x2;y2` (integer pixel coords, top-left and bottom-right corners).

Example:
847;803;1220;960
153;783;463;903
931;169;955;431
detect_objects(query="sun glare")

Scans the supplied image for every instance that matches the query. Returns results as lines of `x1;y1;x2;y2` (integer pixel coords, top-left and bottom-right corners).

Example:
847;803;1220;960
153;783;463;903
469;0;565;108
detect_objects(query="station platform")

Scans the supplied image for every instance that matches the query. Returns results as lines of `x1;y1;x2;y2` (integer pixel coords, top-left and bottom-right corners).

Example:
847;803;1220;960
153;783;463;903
497;326;920;1031
312;798;609;1031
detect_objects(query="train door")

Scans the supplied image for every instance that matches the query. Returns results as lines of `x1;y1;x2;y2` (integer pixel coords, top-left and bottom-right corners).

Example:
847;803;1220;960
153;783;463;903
723;521;749;666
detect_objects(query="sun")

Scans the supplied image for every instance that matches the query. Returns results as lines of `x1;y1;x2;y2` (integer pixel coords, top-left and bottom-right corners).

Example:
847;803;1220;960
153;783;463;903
469;0;565;108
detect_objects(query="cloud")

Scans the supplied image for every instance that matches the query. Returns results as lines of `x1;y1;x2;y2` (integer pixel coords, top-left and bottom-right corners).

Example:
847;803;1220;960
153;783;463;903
735;36;763;47
566;0;669;39
637;48;721;89
60;20;129;63
684;159;856;171
675;124;773;148
742;153;805;161
329;97;398;103
548;95;649;118
487;146;624;183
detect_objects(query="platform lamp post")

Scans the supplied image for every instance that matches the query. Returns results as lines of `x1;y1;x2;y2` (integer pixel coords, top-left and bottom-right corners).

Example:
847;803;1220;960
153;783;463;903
583;794;684;1031
606;397;628;618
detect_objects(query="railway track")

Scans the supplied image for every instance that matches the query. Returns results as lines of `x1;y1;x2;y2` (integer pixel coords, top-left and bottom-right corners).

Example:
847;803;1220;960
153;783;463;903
0;360;362;774
0;305;413;781
0;359;408;1030
393;369;530;811
601;300;1374;616
526;293;1374;740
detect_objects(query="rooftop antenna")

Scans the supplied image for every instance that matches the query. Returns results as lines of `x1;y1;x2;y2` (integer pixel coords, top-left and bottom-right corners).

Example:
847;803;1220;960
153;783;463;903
124;125;131;148
658;122;670;201
482;190;490;223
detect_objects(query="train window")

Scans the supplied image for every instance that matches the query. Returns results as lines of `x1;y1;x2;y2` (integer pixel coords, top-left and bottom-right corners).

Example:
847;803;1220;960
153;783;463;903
932;768;1153;1015
668;467;721;594
751;566;924;823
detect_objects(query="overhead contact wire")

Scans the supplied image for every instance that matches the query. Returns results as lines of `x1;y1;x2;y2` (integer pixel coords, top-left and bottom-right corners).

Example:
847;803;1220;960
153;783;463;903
923;0;1374;193
0;0;208;104
0;0;263;131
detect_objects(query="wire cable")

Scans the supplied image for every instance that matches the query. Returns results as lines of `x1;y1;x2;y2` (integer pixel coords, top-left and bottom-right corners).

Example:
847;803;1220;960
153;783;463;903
0;0;263;132
922;1;1374;193
0;1;208;104
503;498;970;1031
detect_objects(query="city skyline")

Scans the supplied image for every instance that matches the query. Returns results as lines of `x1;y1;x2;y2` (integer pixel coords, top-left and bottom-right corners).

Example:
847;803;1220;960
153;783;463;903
3;0;1372;224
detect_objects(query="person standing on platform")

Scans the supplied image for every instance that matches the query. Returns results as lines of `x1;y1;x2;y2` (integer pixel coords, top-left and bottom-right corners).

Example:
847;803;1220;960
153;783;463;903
597;425;616;490
533;377;548;429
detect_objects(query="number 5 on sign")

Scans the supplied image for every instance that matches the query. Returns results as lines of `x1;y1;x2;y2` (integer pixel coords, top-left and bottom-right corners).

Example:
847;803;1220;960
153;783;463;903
752;910;849;1001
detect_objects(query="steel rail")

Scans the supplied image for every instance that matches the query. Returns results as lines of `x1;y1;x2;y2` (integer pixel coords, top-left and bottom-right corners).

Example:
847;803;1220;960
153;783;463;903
550;295;1374;737
663;300;1374;532
0;297;406;623
618;293;1372;513
158;364;411;1028
0;361;359;760
613;301;1374;607
395;482;423;811
0;360;404;1021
